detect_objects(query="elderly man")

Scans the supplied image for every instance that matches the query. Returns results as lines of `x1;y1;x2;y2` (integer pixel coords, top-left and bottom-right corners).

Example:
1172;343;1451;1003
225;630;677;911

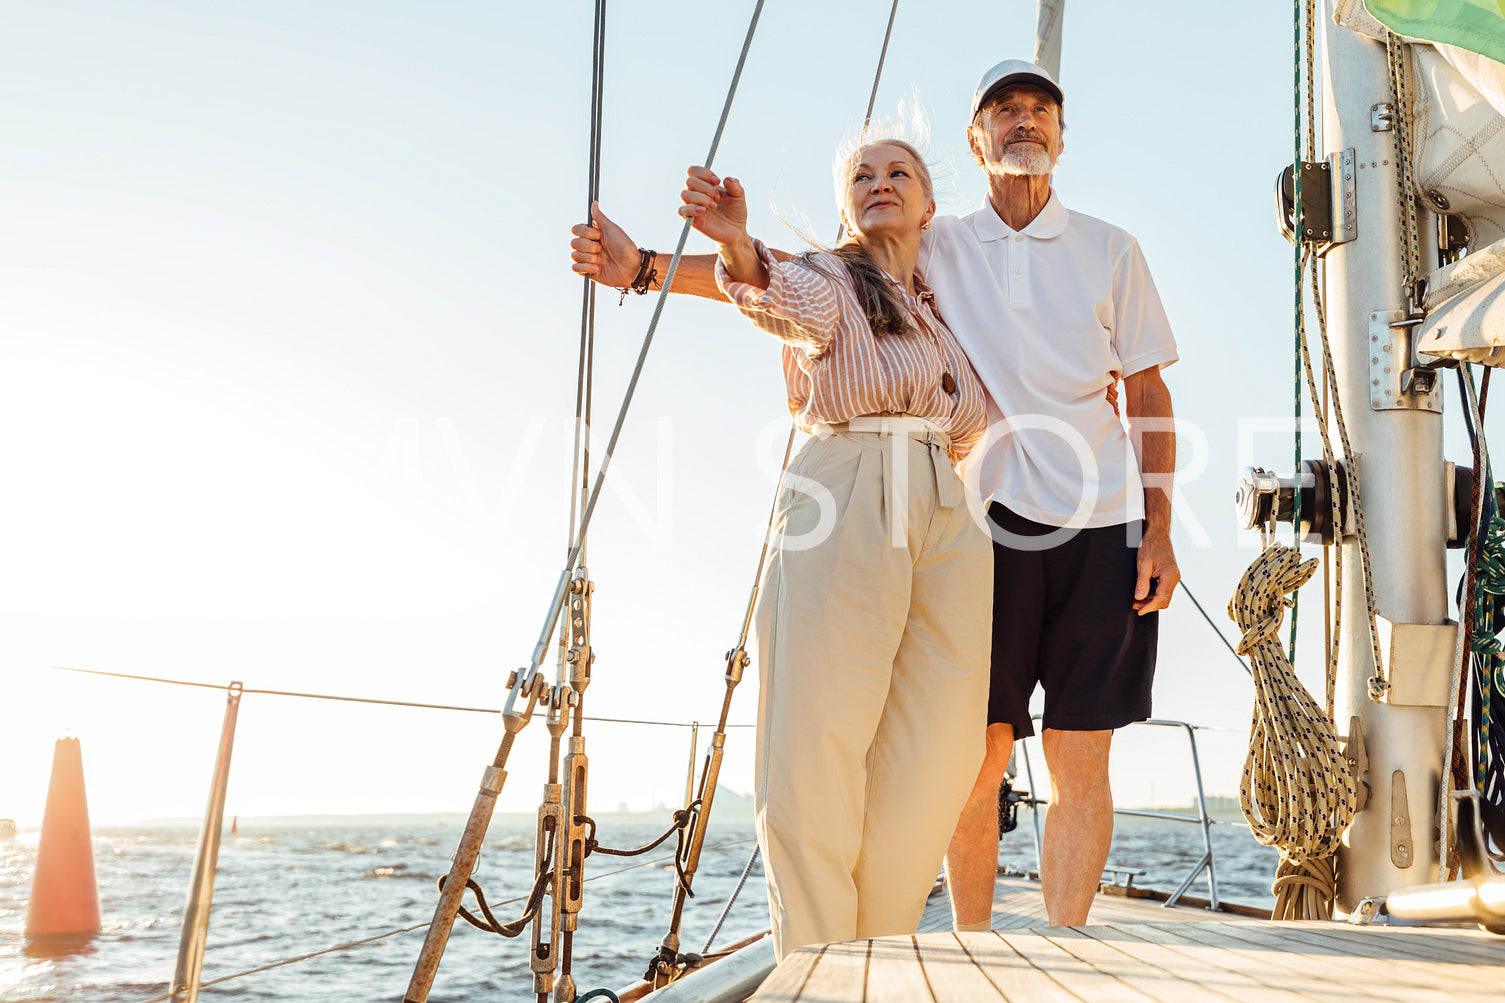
569;59;1179;931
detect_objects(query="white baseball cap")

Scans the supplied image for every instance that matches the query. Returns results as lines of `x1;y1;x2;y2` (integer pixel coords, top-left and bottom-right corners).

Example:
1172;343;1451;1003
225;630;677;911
971;59;1064;119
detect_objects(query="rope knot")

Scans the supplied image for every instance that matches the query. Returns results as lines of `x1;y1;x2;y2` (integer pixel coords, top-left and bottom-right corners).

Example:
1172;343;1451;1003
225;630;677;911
1228;544;1320;655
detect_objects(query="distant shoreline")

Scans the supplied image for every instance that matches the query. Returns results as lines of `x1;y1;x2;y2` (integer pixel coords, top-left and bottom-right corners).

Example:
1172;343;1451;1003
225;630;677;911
8;796;1248;832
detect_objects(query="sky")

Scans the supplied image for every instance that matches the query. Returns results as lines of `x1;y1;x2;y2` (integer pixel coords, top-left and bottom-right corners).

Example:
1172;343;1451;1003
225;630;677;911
1;0;1497;830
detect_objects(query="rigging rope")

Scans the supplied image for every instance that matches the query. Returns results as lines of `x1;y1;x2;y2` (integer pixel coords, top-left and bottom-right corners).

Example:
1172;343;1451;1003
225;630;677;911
1230;0;1372;921
1287;0;1308;662
1304;252;1387;705
1385;30;1423;297
1295;254;1345;712
1455;368;1505;862
1231;545;1357;921
454;805;703;939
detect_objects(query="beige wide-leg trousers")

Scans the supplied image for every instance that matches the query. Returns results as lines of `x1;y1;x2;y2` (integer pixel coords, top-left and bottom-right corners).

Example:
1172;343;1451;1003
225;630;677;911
752;418;992;960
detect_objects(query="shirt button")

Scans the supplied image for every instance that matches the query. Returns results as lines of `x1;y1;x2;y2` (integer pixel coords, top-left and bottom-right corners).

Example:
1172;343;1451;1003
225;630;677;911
1014;236;1023;243
1015;267;1022;274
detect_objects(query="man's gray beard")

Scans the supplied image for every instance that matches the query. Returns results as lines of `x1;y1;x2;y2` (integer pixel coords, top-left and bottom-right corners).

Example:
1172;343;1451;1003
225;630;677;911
995;145;1053;176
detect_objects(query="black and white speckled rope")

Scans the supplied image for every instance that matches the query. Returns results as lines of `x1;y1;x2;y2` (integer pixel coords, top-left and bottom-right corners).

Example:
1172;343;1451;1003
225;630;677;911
1230;545;1358;921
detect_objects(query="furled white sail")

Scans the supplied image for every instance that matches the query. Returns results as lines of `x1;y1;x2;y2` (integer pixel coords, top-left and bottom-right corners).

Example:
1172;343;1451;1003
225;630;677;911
1335;2;1505;245
1332;3;1505;364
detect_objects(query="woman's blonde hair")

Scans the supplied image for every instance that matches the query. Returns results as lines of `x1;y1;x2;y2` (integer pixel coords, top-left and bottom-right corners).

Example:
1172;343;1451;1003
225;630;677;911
805;108;937;338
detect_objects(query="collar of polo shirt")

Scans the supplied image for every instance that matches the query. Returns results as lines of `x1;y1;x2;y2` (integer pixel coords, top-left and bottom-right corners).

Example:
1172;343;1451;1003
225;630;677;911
971;190;1069;241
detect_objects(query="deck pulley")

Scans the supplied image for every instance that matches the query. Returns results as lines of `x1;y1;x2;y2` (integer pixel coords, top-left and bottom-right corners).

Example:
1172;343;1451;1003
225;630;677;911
1238;461;1493;549
1235;459;1348;544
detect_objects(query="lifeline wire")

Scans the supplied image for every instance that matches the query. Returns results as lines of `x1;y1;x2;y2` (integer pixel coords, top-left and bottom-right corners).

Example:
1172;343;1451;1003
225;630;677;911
36;663;752;727
135;838;757;1003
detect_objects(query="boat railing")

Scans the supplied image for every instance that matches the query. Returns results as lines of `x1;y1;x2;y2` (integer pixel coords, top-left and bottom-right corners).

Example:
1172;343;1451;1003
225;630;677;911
33;594;1255;997
1015;716;1226;911
32;664;756;1002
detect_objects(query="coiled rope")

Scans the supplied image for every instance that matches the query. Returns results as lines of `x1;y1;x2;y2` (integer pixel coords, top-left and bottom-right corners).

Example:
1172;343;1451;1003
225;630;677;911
1231;544;1357;920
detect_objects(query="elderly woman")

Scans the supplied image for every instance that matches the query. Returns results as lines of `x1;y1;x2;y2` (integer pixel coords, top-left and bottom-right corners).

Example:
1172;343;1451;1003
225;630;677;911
673;137;992;958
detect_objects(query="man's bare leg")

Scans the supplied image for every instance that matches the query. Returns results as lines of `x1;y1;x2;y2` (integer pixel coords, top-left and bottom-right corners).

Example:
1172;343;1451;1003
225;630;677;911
1039;728;1114;926
944;723;1014;928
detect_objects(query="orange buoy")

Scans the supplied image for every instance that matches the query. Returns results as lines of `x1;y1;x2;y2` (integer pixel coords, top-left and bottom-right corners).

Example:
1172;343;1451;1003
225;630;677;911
25;736;100;941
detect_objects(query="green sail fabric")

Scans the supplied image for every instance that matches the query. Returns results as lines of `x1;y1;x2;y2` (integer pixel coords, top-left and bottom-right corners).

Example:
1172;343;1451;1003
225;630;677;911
1366;1;1505;65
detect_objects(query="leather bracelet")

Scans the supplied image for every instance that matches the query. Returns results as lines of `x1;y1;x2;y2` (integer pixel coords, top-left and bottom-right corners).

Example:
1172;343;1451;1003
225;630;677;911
629;248;658;294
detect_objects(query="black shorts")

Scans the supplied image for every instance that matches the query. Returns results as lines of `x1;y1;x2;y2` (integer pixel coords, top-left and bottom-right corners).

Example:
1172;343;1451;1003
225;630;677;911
986;503;1158;736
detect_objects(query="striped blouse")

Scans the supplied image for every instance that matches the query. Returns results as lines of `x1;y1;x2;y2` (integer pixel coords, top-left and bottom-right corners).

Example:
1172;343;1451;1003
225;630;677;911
716;240;989;463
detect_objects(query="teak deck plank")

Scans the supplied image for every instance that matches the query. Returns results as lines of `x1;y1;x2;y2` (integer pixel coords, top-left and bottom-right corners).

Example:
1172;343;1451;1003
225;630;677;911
1286;919;1505;970
1103;923;1384;1002
746;878;1505;1003
794;939;869;1003
750;943;824;1003
1037;928;1232;1003
751;922;1505;1001
1203;919;1505;992
912;933;1006;1003
864;937;933;1003
1132;921;1464;1003
950;930;1085;1003
992;929;1159;1003
1049;926;1312;1003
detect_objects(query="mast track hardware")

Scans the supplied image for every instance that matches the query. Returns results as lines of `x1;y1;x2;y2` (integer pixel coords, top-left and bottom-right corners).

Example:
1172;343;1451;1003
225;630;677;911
1275;150;1357;252
1371;309;1446;412
1435;203;1471;264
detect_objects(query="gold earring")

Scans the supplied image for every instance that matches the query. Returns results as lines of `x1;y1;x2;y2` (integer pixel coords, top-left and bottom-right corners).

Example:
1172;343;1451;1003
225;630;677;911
921;218;931;230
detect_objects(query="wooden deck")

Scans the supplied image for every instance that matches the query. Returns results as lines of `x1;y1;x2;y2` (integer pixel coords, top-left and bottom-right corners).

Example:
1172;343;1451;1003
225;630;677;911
751;877;1505;1002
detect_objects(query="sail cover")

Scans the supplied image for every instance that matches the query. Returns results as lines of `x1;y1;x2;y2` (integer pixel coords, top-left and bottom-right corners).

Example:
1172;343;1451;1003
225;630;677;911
1330;2;1505;364
1364;1;1505;67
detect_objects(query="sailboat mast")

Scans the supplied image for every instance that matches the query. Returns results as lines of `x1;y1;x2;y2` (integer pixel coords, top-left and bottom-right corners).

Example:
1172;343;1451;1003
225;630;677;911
1033;0;1064;78
1318;3;1451;910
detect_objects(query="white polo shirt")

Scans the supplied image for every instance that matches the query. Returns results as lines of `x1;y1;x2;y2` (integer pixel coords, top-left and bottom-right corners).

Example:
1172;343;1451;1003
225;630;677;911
918;191;1178;529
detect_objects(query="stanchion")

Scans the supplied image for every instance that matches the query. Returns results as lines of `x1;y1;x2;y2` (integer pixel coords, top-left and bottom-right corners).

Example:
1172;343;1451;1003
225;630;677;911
169;681;243;1003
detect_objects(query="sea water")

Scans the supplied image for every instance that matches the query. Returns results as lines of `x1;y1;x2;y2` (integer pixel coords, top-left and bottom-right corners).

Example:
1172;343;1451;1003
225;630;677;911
0;812;1279;1002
